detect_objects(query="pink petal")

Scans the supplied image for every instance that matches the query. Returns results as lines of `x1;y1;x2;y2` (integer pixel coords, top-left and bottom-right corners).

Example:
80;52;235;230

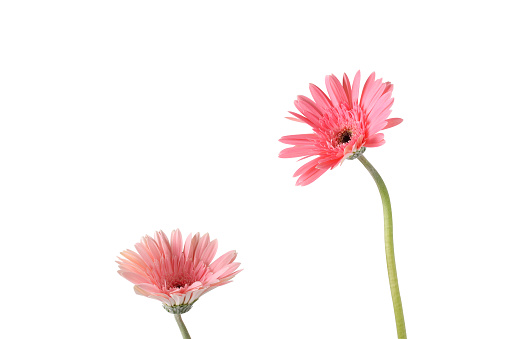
155;231;171;259
279;134;317;145
149;294;172;304
364;133;385;147
118;271;149;284
193;233;210;265
170;229;183;256
360;78;383;112
120;249;146;268
293;157;320;177
279;146;317;158
360;72;376;107
145;236;161;261
382;82;393;95
367;120;388;135
134;242;154;266
375;108;394;126
210;250;237;272
382;118;403;130
368;91;393;118
216;269;242;282
188;281;203;290
351;70;361;105
171;294;185;305
297;96;323;118
217;262;241;279
325;74;348;107
183;232;193;259
365;139;385;147
294;100;320;126
367;111;393;133
201;239;218;266
287;111;315;127
187;290;205;304
342;73;352;108
184;291;195;304
296;167;328;186
343;143;354;156
309;83;333;109
315;158;341;169
365;83;387;114
285;116;304;123
134;283;161;295
187;233;201;261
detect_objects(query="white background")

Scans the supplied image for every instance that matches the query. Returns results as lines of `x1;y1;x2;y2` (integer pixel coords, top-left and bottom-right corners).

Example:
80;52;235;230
1;1;508;338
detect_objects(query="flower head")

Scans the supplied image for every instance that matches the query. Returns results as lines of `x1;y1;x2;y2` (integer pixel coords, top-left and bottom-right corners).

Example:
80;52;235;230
279;71;402;186
117;229;241;314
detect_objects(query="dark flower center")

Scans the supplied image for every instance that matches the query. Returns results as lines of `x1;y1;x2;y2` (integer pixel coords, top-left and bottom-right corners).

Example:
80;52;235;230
337;130;352;144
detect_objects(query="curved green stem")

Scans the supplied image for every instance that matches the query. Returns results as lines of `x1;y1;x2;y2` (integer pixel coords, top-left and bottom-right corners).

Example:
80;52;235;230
174;314;191;339
358;154;407;339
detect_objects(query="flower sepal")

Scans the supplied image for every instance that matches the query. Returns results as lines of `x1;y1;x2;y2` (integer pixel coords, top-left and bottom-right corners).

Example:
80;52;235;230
347;147;366;160
163;300;197;314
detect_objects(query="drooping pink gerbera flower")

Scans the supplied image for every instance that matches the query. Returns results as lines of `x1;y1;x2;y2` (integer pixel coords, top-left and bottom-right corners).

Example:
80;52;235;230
117;229;241;314
279;71;402;186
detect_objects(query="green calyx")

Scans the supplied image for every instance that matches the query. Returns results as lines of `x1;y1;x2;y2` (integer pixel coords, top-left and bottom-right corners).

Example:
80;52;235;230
163;300;197;314
347;146;366;160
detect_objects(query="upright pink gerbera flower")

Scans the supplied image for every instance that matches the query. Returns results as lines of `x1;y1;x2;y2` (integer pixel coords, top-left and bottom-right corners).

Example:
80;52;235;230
117;229;241;314
279;71;402;186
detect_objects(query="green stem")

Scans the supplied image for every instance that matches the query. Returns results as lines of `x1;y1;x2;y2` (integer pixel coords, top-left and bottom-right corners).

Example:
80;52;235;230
174;314;191;339
357;154;407;339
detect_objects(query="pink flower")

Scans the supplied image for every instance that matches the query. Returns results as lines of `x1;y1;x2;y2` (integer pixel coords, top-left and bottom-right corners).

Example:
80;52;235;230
279;71;402;186
117;229;241;314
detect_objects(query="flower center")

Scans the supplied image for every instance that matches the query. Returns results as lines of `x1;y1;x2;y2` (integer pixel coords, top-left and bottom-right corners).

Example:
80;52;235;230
336;130;352;144
166;273;194;289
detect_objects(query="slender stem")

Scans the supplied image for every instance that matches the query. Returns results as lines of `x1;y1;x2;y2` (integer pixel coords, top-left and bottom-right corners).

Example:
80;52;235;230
174;314;191;339
357;154;407;339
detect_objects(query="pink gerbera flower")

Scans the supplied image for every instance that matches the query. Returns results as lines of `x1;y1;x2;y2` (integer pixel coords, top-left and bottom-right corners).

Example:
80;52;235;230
279;71;402;186
117;229;241;314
